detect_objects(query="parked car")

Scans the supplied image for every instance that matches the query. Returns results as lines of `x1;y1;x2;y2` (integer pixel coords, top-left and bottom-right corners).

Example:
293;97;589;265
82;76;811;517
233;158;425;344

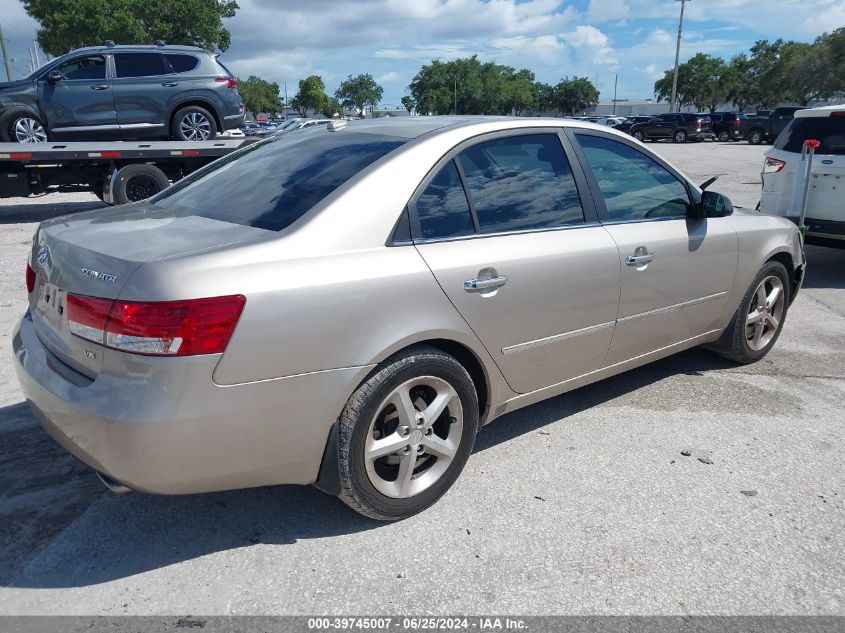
273;118;335;135
14;117;803;520
595;116;626;127
0;41;244;142
759;105;845;248
628;113;714;143
709;112;749;142
612;115;652;133
740;106;804;145
751;110;773;119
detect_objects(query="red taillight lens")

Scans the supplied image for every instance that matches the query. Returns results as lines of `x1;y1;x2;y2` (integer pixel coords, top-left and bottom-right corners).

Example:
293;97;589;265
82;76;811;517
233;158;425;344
25;263;36;294
733;118;740;127
67;294;245;356
830;111;845;117
215;76;237;89
763;157;786;174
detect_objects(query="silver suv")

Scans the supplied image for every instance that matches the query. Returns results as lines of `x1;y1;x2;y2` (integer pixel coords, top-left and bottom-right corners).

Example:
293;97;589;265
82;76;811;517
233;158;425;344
0;41;244;142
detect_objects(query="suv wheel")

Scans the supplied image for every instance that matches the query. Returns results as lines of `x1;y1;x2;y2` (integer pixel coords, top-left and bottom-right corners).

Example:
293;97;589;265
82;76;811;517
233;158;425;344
336;346;479;521
0;111;48;143
632;130;645;141
747;129;764;145
717;130;730;142
673;129;687;143
171;106;217;141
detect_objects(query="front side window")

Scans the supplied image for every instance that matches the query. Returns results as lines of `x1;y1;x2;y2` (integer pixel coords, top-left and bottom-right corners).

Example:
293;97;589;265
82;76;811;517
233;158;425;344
151;131;406;231
57;56;106;80
576;134;690;221
114;53;169;78
415;161;475;239
457;134;584;234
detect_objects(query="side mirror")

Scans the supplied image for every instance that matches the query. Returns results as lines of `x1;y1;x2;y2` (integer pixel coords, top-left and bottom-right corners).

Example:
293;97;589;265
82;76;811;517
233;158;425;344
695;190;733;218
47;70;63;84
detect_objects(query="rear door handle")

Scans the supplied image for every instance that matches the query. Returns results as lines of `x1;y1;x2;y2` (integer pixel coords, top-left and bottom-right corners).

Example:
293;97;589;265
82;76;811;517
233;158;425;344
90;84;109;90
161;82;179;87
464;275;508;293
625;254;655;266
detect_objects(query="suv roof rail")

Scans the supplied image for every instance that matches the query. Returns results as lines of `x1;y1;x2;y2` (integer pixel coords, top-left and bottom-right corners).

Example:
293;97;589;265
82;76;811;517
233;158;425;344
154;40;165;46
103;40;115;47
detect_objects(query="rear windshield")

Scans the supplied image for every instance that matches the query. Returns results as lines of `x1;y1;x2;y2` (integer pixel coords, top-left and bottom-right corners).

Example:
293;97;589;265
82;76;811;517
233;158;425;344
775;117;845;154
151;130;406;231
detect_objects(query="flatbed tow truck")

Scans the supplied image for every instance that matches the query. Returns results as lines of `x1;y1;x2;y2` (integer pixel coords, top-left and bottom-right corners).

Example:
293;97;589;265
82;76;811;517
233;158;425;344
0;138;257;205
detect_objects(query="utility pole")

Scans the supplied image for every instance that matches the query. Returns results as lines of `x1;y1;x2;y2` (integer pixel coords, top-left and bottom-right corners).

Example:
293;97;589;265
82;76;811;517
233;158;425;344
33;40;40;69
284;81;288;120
612;74;618;115
0;24;12;81
669;0;689;114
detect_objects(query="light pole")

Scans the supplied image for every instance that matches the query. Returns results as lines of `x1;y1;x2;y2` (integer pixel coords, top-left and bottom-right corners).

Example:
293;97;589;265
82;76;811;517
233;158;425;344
669;0;690;113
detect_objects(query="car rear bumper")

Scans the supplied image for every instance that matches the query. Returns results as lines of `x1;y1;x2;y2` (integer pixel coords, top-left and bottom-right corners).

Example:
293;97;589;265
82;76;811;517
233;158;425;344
12;310;372;495
222;112;245;130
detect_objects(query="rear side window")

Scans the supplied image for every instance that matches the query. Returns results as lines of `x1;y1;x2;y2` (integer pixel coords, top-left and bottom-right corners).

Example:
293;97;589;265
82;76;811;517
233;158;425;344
57;56;105;80
165;54;199;73
151;131;406;231
457;134;584;233
114;53;169;78
415;161;475;239
775;117;845;155
576;134;690;221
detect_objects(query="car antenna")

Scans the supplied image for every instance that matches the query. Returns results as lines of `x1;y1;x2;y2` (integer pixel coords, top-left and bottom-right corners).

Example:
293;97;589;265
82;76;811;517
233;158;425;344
700;176;719;190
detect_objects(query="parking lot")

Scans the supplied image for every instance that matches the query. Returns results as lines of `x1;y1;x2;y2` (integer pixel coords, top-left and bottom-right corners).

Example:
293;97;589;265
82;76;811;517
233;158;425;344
0;140;843;615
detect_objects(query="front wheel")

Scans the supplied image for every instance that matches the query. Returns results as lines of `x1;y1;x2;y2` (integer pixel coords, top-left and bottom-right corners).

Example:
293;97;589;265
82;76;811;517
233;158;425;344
337;346;479;521
710;261;790;364
747;129;764;145
0;111;48;143
673;129;687;143
717;130;730;142
632;130;645;141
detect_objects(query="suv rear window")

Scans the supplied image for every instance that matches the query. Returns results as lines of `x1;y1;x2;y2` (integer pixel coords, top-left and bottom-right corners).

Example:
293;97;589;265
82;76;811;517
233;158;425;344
165;54;200;73
151;131;406;231
775;117;845;155
114;53;169;78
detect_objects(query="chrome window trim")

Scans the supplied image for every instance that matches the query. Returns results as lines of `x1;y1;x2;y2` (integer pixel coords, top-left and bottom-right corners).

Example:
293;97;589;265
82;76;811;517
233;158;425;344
616;291;728;325
502;321;615;356
409;220;604;245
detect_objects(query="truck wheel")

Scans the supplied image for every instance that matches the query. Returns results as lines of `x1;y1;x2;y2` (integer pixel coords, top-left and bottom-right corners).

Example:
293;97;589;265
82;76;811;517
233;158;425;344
0;110;48;143
111;163;170;205
673;130;687;143
171;106;217;141
747;129;764;145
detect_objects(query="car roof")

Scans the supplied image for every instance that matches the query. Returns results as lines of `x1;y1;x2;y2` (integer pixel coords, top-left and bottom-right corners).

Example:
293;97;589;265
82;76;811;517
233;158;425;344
795;105;845;118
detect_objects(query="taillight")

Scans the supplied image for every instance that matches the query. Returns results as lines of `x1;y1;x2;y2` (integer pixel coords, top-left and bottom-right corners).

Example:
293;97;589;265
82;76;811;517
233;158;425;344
215;76;237;89
25;263;36;294
67;294;245;356
831;111;845;117
733;118;740;127
763;157;786;174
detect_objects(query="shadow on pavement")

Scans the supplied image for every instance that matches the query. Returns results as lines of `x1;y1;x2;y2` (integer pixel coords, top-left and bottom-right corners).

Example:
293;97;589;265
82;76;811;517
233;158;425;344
802;245;845;290
0;200;106;224
0;347;734;590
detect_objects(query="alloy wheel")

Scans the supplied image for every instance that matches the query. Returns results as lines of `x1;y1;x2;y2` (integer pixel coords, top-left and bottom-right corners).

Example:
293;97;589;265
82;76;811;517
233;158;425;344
364;376;463;499
718;131;729;142
14;117;47;143
179;112;212;141
745;275;785;351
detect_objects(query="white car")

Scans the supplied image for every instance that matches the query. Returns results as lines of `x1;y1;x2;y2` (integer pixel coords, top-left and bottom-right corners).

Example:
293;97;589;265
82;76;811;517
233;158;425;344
760;105;845;247
596;116;626;127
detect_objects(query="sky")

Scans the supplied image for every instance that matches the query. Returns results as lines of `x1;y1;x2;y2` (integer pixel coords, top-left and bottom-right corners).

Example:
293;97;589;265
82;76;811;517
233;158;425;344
2;0;845;108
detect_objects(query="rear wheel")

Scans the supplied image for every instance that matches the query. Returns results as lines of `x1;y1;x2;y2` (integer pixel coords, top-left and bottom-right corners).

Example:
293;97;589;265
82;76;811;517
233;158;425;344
111;163;170;205
673;129;687;143
632;130;645;141
337;346;479;521
717;130;730;142
747;129;764;145
171;106;217;141
711;261;790;364
0;110;48;143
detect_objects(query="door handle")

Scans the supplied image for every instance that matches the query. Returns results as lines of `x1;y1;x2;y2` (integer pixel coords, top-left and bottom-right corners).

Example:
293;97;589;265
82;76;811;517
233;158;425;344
464;275;507;293
90;84;109;90
625;254;655;266
161;82;179;87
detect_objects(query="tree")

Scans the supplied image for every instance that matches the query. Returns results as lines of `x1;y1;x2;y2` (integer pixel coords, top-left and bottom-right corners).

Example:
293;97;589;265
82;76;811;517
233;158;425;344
321;96;342;118
291;75;326;116
22;0;238;56
401;96;415;114
237;75;283;117
335;74;384;116
503;68;536;115
654;53;727;111
555;77;600;115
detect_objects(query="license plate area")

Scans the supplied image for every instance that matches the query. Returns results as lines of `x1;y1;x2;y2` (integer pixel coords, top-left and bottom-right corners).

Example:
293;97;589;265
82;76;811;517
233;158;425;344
35;282;67;333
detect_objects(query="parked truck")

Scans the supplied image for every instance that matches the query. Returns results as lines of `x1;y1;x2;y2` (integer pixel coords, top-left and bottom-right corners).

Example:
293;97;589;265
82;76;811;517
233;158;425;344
740;106;805;145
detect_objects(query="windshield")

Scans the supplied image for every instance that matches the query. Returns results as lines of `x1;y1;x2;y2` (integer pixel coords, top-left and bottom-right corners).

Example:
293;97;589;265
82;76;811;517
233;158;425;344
150;130;406;231
776;116;845;155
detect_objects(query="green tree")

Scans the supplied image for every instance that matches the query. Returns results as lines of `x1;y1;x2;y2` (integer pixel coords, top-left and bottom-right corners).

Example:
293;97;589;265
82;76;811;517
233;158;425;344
555;77;600;115
503;68;536;115
654;53;727;111
401;96;415;114
321;96;342;118
291;75;326;116
335;73;384;116
237;75;283;117
22;0;238;55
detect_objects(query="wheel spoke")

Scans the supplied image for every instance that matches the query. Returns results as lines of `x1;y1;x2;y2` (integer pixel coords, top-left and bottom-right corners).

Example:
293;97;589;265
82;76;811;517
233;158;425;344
752;321;765;345
765;313;779;329
756;285;767;309
396;453;416;496
367;434;409;460
766;285;781;309
747;309;764;325
422;434;457;460
389;386;418;427
421;386;456;426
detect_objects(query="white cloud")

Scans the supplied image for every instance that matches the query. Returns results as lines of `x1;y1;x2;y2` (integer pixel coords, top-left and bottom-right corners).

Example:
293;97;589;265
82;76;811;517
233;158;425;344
564;25;617;65
376;71;402;83
587;0;629;23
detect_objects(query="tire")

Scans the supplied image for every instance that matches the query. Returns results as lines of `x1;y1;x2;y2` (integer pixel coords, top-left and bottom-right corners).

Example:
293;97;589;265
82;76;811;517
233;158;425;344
673;129;687;143
632;130;644;141
747;129;764;145
111;163;170;205
337;345;479;521
0;110;48;143
170;105;217;141
710;261;791;364
717;130;730;142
